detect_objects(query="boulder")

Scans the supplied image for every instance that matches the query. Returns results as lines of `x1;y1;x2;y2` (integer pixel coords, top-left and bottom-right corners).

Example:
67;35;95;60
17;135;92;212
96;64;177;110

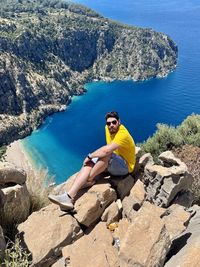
0;183;30;227
0;162;26;185
62;222;119;267
18;204;82;267
164;205;200;267
144;151;194;207
110;174;135;200
122;179;146;221
101;201;122;225
139;153;154;168
74;183;117;227
162;204;191;240
119;202;171;267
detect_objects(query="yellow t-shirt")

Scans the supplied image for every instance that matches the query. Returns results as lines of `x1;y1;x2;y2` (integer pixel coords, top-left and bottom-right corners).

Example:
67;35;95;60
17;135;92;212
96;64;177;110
105;124;136;173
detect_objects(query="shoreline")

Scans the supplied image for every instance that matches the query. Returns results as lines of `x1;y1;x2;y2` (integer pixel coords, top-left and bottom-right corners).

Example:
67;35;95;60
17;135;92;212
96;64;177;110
5;140;38;179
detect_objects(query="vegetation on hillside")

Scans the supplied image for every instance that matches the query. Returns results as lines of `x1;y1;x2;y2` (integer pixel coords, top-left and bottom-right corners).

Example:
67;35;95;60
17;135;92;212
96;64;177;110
140;114;200;159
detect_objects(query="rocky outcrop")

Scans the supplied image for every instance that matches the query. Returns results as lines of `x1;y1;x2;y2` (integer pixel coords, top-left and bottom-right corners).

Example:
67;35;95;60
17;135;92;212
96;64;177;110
143;151;193;207
0;0;178;145
12;150;195;266
18;204;82;267
0;162;30;229
62;222;119;267
165;205;200;267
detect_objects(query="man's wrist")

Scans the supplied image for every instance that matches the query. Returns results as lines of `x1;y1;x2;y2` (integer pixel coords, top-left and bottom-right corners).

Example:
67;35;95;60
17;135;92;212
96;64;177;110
87;154;92;160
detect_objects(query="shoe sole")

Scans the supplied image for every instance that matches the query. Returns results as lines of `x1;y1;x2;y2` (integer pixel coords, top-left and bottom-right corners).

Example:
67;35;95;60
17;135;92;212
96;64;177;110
48;196;74;210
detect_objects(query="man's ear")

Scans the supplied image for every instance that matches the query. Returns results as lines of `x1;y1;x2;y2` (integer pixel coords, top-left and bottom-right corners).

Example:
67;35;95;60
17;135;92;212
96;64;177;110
118;119;121;125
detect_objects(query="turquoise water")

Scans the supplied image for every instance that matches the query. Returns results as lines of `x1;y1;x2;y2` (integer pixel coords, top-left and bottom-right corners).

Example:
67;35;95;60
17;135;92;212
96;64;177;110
22;0;200;183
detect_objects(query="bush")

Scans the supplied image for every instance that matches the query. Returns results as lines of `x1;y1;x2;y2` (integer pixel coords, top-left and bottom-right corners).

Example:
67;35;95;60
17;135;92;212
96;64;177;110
2;238;31;267
140;114;200;159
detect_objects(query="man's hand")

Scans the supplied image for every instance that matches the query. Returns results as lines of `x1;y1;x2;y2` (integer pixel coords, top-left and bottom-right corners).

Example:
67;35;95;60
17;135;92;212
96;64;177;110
83;156;93;166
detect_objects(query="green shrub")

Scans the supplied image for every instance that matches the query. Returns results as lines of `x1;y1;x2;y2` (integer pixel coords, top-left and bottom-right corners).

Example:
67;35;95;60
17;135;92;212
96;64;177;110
2;238;31;267
140;114;200;159
177;114;200;146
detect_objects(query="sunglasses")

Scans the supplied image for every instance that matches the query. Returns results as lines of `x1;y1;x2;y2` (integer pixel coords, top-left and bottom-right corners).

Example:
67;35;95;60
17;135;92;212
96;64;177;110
106;120;118;126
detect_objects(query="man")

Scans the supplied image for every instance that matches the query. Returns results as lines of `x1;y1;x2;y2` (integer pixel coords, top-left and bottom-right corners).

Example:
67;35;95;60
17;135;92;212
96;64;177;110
48;111;135;211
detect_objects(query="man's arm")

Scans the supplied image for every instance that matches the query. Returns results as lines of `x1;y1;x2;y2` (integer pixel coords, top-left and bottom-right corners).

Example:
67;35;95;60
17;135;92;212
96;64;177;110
84;142;119;163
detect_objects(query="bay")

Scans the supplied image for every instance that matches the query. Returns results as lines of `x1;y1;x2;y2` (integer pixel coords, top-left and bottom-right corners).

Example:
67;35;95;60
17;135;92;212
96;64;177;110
22;0;200;183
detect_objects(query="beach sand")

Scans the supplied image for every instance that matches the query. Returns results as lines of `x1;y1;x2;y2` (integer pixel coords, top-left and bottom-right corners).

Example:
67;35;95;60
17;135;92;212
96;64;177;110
5;140;36;178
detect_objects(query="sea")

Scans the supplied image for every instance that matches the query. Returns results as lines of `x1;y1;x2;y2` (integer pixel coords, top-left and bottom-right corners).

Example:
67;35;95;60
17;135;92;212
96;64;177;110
22;0;200;184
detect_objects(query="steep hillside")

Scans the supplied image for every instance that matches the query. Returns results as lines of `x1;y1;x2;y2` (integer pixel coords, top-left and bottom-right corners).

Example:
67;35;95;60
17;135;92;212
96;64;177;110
0;0;178;145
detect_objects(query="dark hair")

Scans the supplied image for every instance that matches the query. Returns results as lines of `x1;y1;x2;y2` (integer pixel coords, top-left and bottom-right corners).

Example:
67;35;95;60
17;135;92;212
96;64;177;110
105;111;119;121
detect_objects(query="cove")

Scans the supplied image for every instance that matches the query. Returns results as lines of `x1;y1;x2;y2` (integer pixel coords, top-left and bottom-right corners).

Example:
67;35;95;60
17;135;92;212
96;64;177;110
22;0;200;184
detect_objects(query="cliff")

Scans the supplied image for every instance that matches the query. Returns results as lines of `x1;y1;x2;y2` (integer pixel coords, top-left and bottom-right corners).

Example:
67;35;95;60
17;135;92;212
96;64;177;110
0;0;178;145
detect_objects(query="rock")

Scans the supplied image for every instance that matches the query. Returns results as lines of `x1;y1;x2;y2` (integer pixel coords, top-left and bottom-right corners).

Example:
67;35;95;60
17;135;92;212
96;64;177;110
0;162;26;185
62;222;119;267
18;204;82;267
110;174;135;200
101;201;121;225
51;257;66;267
0;226;6;259
112;218;130;242
164;205;200;267
0;183;30;227
144;152;194;207
74;183;117;227
159;151;186;168
122;179;146;221
173;190;194;208
139;153;154;168
119;202;171;267
162;204;191;240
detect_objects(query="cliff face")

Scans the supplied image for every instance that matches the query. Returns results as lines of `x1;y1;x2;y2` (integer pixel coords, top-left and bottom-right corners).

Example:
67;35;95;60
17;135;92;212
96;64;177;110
0;0;178;145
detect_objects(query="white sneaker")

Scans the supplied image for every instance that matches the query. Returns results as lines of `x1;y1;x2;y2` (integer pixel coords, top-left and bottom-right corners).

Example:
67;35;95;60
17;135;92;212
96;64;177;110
48;192;74;211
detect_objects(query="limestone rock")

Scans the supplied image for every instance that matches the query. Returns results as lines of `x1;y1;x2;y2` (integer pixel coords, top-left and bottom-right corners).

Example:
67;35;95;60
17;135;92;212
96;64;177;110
162;204;191;240
122;179;146;221
164;205;200;267
139;153;154;168
0;183;30;227
119;202;171;267
144;152;194;207
110;174;135;200
51;257;66;267
101;201;121;225
173;190;194;208
0;162;26;185
18;204;82;267
112;218;130;243
74;183;117;227
62;222;119;267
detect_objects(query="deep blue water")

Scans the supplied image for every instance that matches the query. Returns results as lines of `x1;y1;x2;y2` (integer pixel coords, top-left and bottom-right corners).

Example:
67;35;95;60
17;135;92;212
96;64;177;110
22;0;200;183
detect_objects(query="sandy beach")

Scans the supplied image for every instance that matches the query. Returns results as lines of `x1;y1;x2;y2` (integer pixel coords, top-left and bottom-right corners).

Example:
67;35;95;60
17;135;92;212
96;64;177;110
5;140;37;177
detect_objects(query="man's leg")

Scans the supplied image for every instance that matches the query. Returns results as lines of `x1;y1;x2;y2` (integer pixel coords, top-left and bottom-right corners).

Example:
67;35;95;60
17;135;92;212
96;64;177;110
48;155;111;210
68;155;111;198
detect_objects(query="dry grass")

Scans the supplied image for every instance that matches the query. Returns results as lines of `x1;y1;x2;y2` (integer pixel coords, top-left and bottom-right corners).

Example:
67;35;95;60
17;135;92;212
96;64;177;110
25;167;55;213
173;145;200;205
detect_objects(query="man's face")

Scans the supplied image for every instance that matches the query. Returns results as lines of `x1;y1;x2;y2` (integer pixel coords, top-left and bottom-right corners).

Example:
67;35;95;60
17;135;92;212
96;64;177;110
106;117;120;134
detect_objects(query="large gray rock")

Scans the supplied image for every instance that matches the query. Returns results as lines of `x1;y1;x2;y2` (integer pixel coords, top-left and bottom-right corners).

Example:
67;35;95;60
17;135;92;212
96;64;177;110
122;179;146;221
164;205;200;267
74;182;117;227
0;183;30;227
0;162;26;185
144;151;193;207
110;174;135;200
119;202;171;267
18;204;82;267
62;222;119;267
101;201;122;225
